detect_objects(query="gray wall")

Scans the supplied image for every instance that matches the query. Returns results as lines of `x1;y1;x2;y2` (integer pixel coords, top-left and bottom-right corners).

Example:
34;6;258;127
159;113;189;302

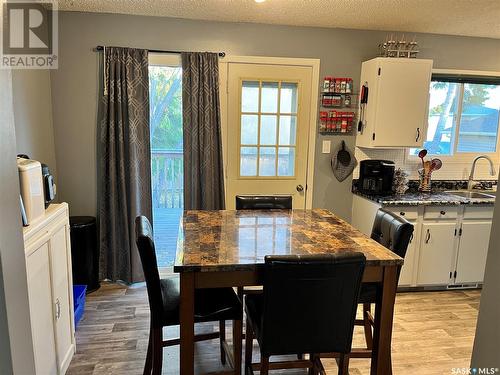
0;69;36;375
13;70;58;179
471;174;500;367
51;11;500;220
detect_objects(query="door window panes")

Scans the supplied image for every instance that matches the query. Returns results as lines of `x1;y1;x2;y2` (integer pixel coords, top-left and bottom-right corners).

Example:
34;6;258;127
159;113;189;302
279;116;297;146
278;147;295;176
280;82;298;113
239;81;298;177
242;81;259;112
240;147;258;176
241;115;258;145
259;147;276;176
261;82;279;113
260;115;277;145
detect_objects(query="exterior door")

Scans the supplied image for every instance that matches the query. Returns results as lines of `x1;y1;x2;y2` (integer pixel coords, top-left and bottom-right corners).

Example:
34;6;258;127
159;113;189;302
226;63;313;209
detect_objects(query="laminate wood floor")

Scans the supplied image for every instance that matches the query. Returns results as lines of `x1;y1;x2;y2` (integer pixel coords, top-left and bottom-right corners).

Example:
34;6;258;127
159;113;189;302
67;282;480;375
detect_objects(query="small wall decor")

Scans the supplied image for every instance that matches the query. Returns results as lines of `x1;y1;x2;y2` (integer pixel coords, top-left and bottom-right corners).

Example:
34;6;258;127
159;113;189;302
378;34;419;58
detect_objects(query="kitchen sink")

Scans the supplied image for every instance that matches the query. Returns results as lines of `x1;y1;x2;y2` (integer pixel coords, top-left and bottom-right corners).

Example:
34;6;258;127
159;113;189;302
445;190;496;199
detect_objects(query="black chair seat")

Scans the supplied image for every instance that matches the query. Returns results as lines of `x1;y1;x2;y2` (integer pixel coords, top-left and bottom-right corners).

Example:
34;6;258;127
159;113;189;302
357;283;380;304
160;276;242;326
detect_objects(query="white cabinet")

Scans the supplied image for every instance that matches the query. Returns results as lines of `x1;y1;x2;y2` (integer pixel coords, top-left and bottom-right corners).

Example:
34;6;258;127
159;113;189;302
26;239;58;375
454;221;492;284
398;217;417;286
352;195;494;288
356;57;433;148
416;222;456;285
24;203;75;375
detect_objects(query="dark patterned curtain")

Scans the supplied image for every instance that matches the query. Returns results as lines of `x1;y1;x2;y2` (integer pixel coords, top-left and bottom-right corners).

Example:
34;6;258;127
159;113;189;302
97;47;151;283
182;52;225;210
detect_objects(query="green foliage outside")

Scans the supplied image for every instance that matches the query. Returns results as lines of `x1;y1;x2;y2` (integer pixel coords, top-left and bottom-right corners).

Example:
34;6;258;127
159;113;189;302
149;66;183;150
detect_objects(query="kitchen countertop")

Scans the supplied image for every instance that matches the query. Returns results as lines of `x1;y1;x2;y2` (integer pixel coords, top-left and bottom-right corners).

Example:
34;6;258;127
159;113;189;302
353;190;496;206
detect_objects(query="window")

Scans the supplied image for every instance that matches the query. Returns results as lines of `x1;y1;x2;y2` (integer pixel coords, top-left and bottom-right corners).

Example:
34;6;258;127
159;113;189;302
410;77;500;156
239;80;298;177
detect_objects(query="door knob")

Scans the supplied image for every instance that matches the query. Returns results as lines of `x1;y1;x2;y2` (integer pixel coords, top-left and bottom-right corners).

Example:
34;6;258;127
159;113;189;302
296;184;304;192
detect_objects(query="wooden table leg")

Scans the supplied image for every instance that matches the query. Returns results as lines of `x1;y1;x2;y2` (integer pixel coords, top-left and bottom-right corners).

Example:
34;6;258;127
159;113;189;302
370;265;397;375
180;272;195;375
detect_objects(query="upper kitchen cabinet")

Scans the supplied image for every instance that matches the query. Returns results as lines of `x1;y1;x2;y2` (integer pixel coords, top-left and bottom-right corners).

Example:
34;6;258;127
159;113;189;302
356;58;433;148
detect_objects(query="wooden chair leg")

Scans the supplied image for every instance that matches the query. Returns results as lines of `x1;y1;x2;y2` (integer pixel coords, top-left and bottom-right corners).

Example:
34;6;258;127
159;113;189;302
338;353;350;375
219;320;226;365
143;329;153;375
363;303;374;350
233;319;243;375
151;327;163;375
260;355;269;375
244;317;254;375
308;353;316;375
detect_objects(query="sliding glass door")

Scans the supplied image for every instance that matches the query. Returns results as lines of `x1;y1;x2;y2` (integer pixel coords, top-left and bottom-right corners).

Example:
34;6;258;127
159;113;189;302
149;54;183;270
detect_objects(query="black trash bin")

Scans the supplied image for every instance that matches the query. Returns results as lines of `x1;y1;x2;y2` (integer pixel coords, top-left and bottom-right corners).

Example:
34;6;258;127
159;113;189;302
69;216;100;293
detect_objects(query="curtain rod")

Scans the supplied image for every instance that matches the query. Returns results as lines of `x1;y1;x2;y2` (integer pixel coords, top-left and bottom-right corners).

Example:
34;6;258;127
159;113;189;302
94;45;225;57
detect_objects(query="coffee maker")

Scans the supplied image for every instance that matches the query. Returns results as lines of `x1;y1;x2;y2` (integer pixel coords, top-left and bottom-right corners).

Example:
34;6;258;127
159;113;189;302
358;160;395;195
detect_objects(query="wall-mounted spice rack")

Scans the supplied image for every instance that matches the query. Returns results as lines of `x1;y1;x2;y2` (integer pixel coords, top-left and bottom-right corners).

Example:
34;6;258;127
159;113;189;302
319;76;357;135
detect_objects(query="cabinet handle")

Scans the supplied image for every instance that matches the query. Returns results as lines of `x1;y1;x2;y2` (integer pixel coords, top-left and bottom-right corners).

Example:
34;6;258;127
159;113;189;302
55;298;61;320
425;229;431;244
440;210;446;215
416;127;420;142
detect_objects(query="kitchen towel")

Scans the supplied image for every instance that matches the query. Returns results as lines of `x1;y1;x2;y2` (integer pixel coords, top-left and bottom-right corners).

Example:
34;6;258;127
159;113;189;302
331;141;357;182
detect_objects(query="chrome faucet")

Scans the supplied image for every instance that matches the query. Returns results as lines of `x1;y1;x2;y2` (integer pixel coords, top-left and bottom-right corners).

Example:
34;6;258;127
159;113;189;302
468;155;496;190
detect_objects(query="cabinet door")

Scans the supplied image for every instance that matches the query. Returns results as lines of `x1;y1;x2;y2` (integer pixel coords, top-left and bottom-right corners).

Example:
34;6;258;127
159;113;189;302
398;219;417;286
49;224;75;373
417;222;456;285
26;242;58;375
455;221;492;284
374;59;432;147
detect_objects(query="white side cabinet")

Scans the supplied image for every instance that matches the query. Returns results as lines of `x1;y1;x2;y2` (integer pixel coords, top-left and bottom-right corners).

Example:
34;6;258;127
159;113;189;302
356;57;433;148
24;203;75;375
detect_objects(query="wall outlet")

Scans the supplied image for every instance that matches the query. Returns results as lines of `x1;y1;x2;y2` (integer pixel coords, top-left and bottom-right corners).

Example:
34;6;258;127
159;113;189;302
322;140;331;154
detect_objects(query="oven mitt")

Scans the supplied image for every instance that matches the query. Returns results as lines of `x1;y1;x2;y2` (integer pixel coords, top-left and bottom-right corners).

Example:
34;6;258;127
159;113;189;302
331;141;357;182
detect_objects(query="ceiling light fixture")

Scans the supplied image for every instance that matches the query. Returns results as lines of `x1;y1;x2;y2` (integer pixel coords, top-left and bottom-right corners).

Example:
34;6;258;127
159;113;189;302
254;0;266;3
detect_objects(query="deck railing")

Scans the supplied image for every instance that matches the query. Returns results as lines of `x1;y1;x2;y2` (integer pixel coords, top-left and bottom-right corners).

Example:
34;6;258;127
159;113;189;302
151;149;183;208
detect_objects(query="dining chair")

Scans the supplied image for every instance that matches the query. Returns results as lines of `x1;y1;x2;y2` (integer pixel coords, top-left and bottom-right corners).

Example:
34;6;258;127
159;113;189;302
135;216;243;375
244;253;366;375
347;209;413;363
235;195;292;210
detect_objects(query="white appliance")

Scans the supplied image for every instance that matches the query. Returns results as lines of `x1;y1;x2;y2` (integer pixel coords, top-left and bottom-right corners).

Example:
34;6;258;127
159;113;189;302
17;158;45;225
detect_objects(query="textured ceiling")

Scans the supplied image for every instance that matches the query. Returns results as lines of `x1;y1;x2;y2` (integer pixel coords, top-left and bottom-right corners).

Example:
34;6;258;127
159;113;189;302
58;0;500;39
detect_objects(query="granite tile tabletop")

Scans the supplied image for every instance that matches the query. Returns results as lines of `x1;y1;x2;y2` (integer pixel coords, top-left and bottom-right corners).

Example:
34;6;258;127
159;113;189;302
174;209;402;272
353;191;496;206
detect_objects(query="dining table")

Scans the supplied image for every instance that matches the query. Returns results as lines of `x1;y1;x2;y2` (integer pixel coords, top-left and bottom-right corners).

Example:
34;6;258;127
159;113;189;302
174;208;403;375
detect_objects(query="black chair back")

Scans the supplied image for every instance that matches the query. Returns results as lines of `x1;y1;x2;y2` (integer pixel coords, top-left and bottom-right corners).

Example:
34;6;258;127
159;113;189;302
370;209;414;259
135;216;163;328
260;253;366;356
235;195;292;210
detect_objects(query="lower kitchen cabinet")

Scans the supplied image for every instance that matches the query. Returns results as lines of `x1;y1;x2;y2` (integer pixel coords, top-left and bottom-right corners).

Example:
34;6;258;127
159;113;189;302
24;203;75;375
397;218;417;286
455;221;492;284
416;222;456;285
351;194;493;288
